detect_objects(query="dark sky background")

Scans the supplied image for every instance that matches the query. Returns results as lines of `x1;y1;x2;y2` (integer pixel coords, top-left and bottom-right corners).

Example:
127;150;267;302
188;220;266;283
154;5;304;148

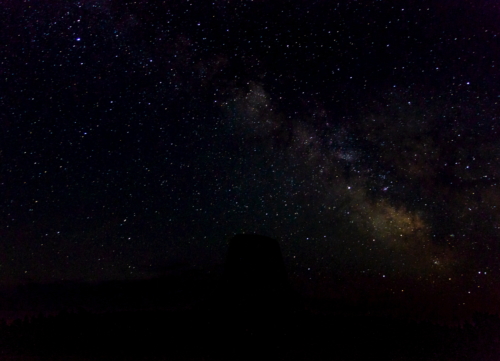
2;0;500;324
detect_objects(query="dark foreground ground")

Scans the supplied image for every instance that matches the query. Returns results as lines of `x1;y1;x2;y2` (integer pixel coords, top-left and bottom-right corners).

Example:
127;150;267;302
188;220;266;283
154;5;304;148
0;229;498;361
1;276;500;361
1;308;500;361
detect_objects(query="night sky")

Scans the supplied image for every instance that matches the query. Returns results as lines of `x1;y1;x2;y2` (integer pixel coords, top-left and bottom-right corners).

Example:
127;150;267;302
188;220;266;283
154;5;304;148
2;0;500;324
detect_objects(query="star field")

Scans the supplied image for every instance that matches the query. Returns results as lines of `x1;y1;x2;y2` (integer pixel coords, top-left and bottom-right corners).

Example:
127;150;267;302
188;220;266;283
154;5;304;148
2;0;500;323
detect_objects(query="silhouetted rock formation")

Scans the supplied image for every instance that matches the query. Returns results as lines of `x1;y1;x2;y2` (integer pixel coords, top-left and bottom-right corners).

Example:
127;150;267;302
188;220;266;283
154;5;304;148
207;233;305;361
223;234;291;311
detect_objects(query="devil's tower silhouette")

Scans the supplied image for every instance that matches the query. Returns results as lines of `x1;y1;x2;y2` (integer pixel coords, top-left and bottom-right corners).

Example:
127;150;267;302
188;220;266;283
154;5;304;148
209;233;304;361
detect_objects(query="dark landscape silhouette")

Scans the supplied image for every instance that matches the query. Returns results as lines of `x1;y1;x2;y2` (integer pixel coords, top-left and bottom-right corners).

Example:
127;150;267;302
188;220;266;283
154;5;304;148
203;234;306;360
1;234;500;360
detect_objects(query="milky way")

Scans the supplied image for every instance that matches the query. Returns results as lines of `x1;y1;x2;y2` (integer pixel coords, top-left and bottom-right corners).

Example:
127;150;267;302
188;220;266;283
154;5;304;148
2;0;500;322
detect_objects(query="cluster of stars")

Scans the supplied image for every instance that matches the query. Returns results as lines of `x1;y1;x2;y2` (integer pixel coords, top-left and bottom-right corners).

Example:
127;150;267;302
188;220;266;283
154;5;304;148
0;0;499;322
